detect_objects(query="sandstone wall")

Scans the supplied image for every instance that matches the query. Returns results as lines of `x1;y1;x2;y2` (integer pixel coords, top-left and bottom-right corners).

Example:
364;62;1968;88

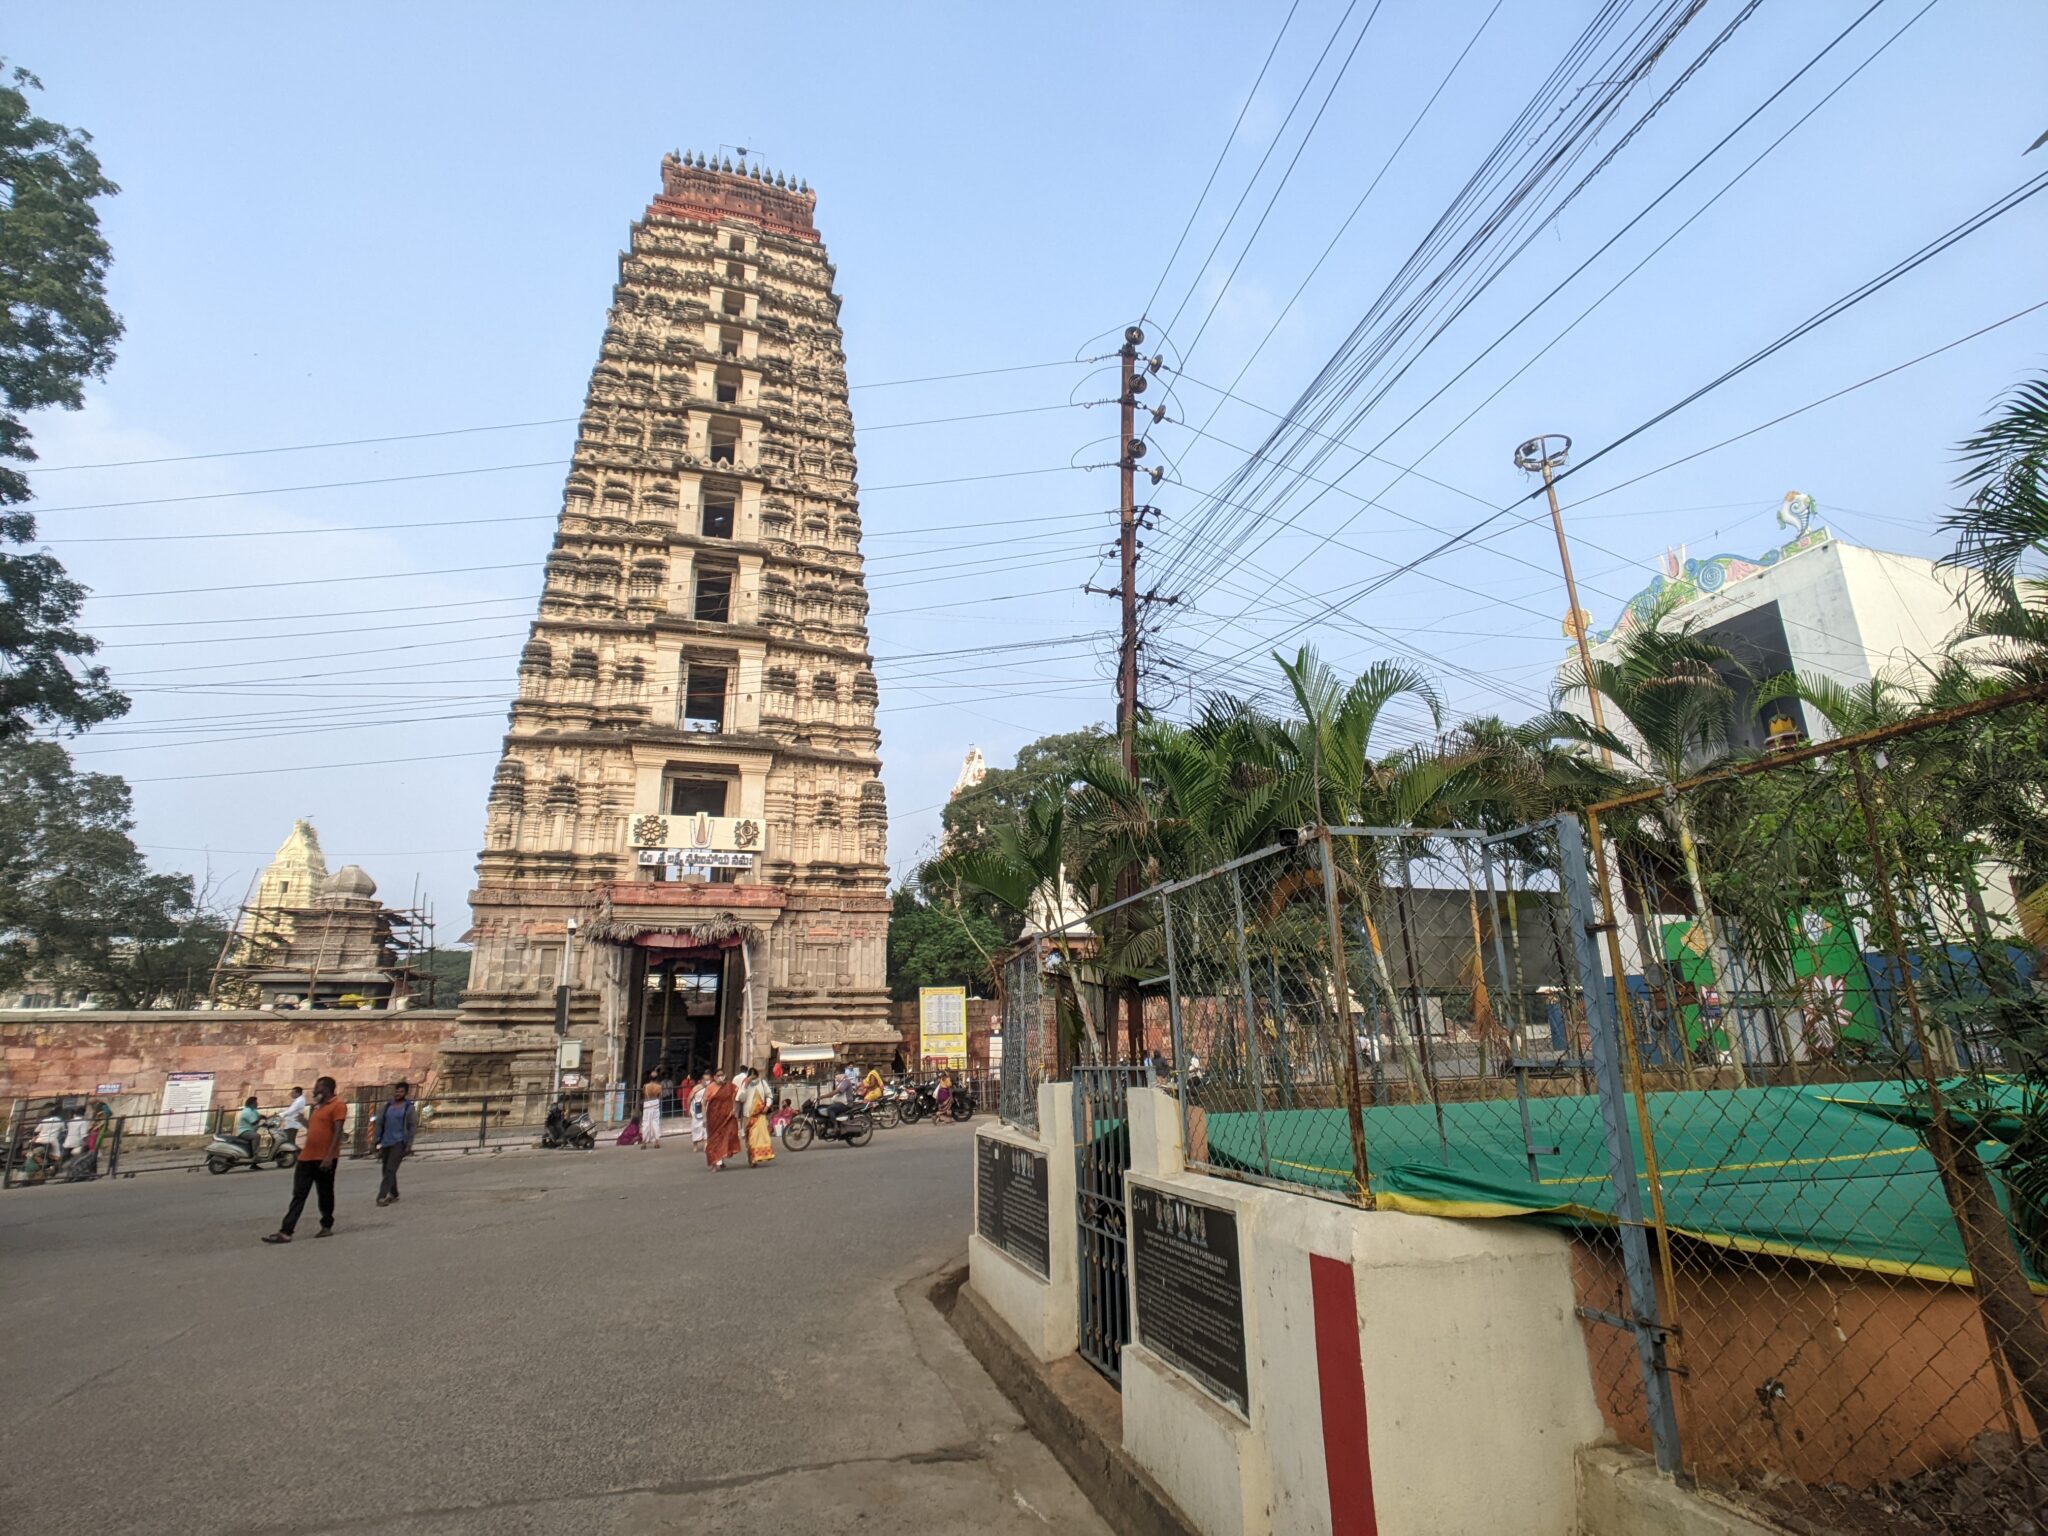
0;1010;462;1112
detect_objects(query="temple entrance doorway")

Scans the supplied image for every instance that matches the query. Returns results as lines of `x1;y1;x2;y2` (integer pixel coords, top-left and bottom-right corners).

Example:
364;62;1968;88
625;942;736;1083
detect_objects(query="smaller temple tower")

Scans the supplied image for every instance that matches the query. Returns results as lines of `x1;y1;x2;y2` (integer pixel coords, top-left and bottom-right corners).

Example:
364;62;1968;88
214;825;432;1009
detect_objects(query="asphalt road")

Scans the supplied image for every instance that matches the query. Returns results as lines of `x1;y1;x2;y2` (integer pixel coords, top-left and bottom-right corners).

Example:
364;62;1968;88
0;1120;1108;1535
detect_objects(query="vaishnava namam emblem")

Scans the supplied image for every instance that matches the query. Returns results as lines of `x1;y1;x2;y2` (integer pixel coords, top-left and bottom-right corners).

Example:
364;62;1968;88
631;814;669;847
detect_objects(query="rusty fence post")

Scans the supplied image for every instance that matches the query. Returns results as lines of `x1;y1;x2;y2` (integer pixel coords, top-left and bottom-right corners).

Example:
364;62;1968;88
1228;867;1272;1178
1560;811;1683;1475
1318;827;1373;1207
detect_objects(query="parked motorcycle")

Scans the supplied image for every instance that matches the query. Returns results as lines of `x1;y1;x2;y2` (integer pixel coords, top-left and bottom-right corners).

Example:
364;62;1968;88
204;1117;298;1175
540;1102;597;1150
864;1084;908;1130
781;1099;873;1151
899;1080;975;1124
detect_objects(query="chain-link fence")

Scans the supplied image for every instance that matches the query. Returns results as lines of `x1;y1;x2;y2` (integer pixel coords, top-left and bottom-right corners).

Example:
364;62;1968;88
1000;939;1047;1130
1145;826;1594;1206
1582;685;2048;1532
1082;683;2048;1527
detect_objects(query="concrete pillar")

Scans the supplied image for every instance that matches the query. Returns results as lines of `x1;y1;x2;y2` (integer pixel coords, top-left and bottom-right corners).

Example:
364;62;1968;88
966;1082;1078;1362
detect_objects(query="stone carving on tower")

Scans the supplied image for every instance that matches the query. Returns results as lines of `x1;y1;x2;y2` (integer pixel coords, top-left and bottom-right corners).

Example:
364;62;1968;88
450;153;893;1091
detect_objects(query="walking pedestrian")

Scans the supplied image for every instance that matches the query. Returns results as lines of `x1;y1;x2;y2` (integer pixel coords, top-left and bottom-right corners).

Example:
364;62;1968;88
373;1081;417;1206
742;1068;776;1167
703;1071;740;1171
688;1074;710;1149
278;1085;308;1149
264;1076;345;1244
640;1071;664;1148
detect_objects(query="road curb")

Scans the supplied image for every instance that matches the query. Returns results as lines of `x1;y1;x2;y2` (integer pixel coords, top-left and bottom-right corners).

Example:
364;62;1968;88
932;1263;1196;1536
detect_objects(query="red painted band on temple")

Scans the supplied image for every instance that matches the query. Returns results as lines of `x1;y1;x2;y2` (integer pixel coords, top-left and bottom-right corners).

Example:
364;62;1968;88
648;153;819;241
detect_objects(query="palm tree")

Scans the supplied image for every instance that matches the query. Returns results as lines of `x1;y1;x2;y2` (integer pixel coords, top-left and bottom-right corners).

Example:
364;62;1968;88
1553;600;1752;1070
1946;373;2048;587
1198;649;1450;1094
1943;374;2048;682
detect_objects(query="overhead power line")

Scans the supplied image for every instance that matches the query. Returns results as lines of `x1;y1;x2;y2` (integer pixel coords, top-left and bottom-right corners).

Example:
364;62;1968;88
1157;0;1369;345
85;562;533;601
1140;0;1304;320
40;358;1097;473
1170;291;2048;693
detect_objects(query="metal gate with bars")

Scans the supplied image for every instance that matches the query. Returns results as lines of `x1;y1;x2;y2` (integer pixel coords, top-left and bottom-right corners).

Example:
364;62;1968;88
1072;1062;1151;1382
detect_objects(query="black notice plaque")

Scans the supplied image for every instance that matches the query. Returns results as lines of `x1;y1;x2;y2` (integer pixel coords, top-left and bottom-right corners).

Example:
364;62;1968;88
977;1137;1050;1278
1130;1183;1249;1416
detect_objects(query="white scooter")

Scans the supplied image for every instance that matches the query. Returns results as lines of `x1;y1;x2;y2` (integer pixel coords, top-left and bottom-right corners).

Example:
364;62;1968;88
204;1116;299;1175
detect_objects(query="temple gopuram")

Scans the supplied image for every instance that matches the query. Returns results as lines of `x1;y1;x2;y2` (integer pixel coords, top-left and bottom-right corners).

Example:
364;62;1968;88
447;153;893;1096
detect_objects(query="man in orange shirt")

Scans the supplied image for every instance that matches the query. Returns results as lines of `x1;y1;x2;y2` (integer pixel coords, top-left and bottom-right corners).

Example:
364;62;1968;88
264;1076;346;1244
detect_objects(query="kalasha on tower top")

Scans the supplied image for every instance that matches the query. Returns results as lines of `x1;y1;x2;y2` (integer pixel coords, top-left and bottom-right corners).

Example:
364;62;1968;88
448;153;894;1095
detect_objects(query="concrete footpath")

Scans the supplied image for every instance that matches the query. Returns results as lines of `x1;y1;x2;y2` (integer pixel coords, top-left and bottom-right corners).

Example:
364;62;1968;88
0;1121;1109;1535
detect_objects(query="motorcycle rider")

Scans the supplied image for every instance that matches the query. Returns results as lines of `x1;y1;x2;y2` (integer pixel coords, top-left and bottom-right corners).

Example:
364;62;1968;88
231;1096;263;1156
61;1108;91;1164
31;1106;64;1167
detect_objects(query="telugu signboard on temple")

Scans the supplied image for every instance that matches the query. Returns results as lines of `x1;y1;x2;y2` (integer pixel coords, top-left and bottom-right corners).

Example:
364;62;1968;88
1130;1183;1250;1416
976;1138;1050;1278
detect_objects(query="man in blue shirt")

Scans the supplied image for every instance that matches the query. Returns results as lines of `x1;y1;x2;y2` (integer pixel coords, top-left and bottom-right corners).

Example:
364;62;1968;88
233;1096;263;1156
373;1082;418;1207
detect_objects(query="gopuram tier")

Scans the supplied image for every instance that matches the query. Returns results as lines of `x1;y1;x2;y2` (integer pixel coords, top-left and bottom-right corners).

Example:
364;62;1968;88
449;153;892;1095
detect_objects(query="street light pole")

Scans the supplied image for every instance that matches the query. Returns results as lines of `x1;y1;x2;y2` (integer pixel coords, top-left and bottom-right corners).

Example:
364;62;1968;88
551;916;577;1103
1516;434;1613;767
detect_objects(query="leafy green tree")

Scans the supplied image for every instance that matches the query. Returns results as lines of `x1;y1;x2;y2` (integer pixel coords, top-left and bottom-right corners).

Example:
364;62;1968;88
0;741;204;1006
932;786;1109;1057
885;885;1002;1001
414;947;473;1008
936;726;1110;932
0;63;126;739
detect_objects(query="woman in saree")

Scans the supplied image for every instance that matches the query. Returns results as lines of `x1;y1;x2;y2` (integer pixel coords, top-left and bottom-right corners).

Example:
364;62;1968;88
742;1069;776;1167
702;1071;741;1171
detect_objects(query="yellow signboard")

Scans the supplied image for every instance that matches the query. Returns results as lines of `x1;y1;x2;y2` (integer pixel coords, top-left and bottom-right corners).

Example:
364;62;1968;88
919;986;968;1066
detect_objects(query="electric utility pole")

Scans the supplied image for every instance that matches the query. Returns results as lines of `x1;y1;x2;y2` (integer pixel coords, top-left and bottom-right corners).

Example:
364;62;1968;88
1117;328;1142;774
1083;324;1174;1060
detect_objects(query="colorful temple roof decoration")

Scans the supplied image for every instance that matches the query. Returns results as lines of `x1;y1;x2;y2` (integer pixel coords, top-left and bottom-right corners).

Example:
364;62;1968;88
1595;494;1830;644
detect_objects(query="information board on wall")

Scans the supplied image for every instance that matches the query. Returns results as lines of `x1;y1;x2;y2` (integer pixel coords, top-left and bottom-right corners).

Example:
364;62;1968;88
160;1071;216;1136
919;985;967;1066
1130;1183;1250;1415
975;1137;1050;1278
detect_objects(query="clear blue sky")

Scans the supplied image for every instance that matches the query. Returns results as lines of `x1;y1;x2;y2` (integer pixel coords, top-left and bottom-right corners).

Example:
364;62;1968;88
12;1;2046;931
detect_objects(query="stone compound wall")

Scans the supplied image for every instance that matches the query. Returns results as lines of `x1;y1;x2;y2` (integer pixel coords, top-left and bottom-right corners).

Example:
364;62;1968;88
0;1010;461;1113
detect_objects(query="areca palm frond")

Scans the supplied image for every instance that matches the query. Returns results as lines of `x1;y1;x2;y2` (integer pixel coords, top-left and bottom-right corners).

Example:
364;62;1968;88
1753;662;2007;739
931;786;1068;920
1555;600;1744;784
1946;374;2048;586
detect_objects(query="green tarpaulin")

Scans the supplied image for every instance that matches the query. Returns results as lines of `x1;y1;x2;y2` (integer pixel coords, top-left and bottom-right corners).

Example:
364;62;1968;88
1197;1084;2033;1289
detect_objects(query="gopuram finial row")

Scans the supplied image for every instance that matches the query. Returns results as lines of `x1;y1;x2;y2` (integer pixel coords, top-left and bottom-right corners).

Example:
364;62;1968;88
671;148;808;193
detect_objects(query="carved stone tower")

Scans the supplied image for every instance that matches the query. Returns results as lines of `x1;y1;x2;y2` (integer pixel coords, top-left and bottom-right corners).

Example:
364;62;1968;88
451;153;893;1093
